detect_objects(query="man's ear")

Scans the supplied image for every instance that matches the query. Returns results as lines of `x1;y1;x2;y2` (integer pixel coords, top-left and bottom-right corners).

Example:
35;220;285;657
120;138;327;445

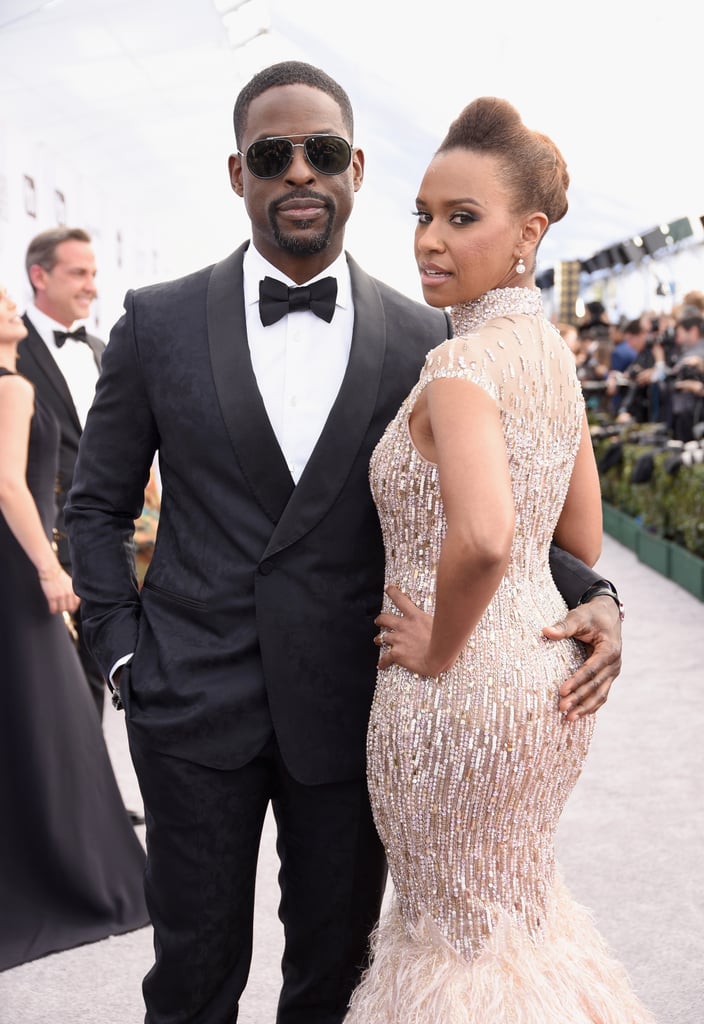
228;152;244;197
28;263;46;291
352;147;365;193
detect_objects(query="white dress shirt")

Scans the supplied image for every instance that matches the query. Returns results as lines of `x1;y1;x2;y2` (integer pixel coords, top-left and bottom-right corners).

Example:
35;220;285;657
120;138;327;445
25;302;100;429
243;245;354;483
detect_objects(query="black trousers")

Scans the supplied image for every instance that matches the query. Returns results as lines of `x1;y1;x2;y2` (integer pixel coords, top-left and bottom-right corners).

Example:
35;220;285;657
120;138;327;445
127;729;387;1024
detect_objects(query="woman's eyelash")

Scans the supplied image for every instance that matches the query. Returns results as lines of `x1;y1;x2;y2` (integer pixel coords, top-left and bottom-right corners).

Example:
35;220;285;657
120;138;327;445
411;210;477;223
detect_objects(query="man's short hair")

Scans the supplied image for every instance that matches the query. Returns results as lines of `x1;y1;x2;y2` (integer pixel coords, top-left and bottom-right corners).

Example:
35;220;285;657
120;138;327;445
233;61;354;150
624;318;645;337
25;227;92;286
676;313;704;335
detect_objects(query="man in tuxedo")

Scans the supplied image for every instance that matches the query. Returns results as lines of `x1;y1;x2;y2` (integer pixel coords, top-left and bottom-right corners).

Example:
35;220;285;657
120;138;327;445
66;62;624;1024
17;227;107;717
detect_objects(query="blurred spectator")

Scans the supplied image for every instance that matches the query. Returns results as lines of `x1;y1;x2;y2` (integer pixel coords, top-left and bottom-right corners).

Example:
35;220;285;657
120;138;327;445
606;318;648;416
609;317;646;373
607;316;626;355
615;323;666;425
577;331;611;380
577;299;610;342
571;321;611;413
0;282;149;971
680;290;704;315
669;313;704;441
580;292;704;443
16;228;106;717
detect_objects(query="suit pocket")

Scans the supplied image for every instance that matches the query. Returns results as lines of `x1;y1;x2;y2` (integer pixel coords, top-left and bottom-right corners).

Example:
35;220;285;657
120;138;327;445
142;579;208;611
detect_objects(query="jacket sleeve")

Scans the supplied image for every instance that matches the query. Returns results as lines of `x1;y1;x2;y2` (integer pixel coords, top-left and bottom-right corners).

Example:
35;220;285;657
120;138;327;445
549;543;611;609
65;290;158;677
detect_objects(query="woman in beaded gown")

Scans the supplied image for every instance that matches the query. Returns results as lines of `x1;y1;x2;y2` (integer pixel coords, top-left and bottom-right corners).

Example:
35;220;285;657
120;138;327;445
0;285;149;972
345;100;654;1023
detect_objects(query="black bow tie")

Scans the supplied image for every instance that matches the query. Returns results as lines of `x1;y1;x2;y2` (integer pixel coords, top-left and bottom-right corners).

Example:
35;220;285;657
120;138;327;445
54;326;88;348
258;276;337;327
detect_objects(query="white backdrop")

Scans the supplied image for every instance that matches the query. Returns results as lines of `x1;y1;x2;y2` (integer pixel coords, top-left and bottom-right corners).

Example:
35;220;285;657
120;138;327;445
1;0;703;333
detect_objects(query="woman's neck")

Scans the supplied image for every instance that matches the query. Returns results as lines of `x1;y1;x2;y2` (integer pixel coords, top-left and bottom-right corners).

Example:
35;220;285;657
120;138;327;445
0;346;18;372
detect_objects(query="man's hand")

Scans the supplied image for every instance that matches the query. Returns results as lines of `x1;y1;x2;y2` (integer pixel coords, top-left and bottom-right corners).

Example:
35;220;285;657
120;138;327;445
543;595;622;722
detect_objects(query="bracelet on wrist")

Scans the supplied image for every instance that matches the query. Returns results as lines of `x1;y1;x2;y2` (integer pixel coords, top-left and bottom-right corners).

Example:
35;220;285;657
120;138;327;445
577;581;625;621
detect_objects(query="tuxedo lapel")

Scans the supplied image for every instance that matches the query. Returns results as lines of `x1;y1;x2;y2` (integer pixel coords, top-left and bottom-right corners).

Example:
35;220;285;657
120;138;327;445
206;245;294;525
263;255;387;558
86;334;103;371
19;315;82;433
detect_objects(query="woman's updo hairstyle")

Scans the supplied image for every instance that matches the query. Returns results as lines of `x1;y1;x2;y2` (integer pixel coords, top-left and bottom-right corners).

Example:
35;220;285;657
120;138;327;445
437;97;569;228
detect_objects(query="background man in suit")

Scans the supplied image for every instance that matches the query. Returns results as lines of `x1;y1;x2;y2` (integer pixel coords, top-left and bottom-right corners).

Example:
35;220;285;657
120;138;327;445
17;227;107;717
66;62;624;1024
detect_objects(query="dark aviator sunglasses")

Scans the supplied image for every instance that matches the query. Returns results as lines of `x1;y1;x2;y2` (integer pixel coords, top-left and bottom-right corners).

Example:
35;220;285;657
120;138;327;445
240;134;352;179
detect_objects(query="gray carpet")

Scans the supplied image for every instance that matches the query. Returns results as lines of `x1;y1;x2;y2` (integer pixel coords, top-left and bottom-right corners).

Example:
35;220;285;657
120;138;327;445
0;534;701;1023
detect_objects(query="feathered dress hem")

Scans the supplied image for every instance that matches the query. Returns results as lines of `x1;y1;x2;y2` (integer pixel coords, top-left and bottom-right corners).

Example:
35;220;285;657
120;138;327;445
344;876;656;1024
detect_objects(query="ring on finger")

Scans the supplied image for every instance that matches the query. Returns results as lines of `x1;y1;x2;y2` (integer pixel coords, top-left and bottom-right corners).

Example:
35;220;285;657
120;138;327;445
379;629;387;645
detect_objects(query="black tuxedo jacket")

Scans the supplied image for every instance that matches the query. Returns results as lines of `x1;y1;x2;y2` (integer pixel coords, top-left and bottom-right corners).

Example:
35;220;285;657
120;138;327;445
17;314;104;567
66;245;600;784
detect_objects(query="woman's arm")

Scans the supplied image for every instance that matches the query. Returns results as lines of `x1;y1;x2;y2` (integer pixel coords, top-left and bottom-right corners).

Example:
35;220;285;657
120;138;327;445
375;377;621;718
0;376;79;615
379;377;514;677
553;411;603;567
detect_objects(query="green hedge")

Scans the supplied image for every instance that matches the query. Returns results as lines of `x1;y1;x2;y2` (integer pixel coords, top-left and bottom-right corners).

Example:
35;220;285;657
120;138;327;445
592;428;704;558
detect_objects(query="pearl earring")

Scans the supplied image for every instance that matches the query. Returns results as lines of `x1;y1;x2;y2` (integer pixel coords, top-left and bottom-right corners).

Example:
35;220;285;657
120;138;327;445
516;256;526;275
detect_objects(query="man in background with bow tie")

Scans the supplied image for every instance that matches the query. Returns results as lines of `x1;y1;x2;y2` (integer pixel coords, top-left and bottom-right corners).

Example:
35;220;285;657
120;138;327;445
66;62;624;1024
17;227;108;719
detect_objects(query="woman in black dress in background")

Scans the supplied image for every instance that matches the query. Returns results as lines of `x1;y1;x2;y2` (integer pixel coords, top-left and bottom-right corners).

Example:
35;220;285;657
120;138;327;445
0;284;149;972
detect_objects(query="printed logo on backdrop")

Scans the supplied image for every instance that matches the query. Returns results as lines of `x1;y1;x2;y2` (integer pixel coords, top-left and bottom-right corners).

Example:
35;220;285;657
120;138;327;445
54;189;66;225
23;174;36;218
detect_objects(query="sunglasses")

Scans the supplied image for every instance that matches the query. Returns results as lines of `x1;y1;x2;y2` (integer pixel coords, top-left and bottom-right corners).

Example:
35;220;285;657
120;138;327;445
240;134;352;179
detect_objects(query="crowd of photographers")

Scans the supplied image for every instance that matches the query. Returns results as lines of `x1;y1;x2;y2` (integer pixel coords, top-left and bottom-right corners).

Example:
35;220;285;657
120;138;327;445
559;291;704;443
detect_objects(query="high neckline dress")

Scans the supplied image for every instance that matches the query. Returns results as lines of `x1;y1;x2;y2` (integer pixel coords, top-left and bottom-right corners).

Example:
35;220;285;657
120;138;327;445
345;290;655;1023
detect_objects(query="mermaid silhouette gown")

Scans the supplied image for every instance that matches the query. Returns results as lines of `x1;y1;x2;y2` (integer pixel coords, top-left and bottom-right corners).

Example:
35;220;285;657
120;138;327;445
345;290;654;1022
0;369;149;972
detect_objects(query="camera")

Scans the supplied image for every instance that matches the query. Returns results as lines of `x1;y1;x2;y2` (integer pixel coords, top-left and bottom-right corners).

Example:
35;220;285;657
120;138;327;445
628;359;649;380
676;361;704;383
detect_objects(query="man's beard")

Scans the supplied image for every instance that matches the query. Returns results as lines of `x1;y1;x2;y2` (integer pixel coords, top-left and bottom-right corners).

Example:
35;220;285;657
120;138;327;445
268;196;335;255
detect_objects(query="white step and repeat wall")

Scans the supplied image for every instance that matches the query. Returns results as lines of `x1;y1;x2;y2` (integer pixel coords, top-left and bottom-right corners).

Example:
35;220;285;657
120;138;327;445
0;118;162;340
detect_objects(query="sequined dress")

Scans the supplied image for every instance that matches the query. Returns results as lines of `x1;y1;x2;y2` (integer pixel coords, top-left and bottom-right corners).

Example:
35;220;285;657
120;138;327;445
345;289;654;1023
